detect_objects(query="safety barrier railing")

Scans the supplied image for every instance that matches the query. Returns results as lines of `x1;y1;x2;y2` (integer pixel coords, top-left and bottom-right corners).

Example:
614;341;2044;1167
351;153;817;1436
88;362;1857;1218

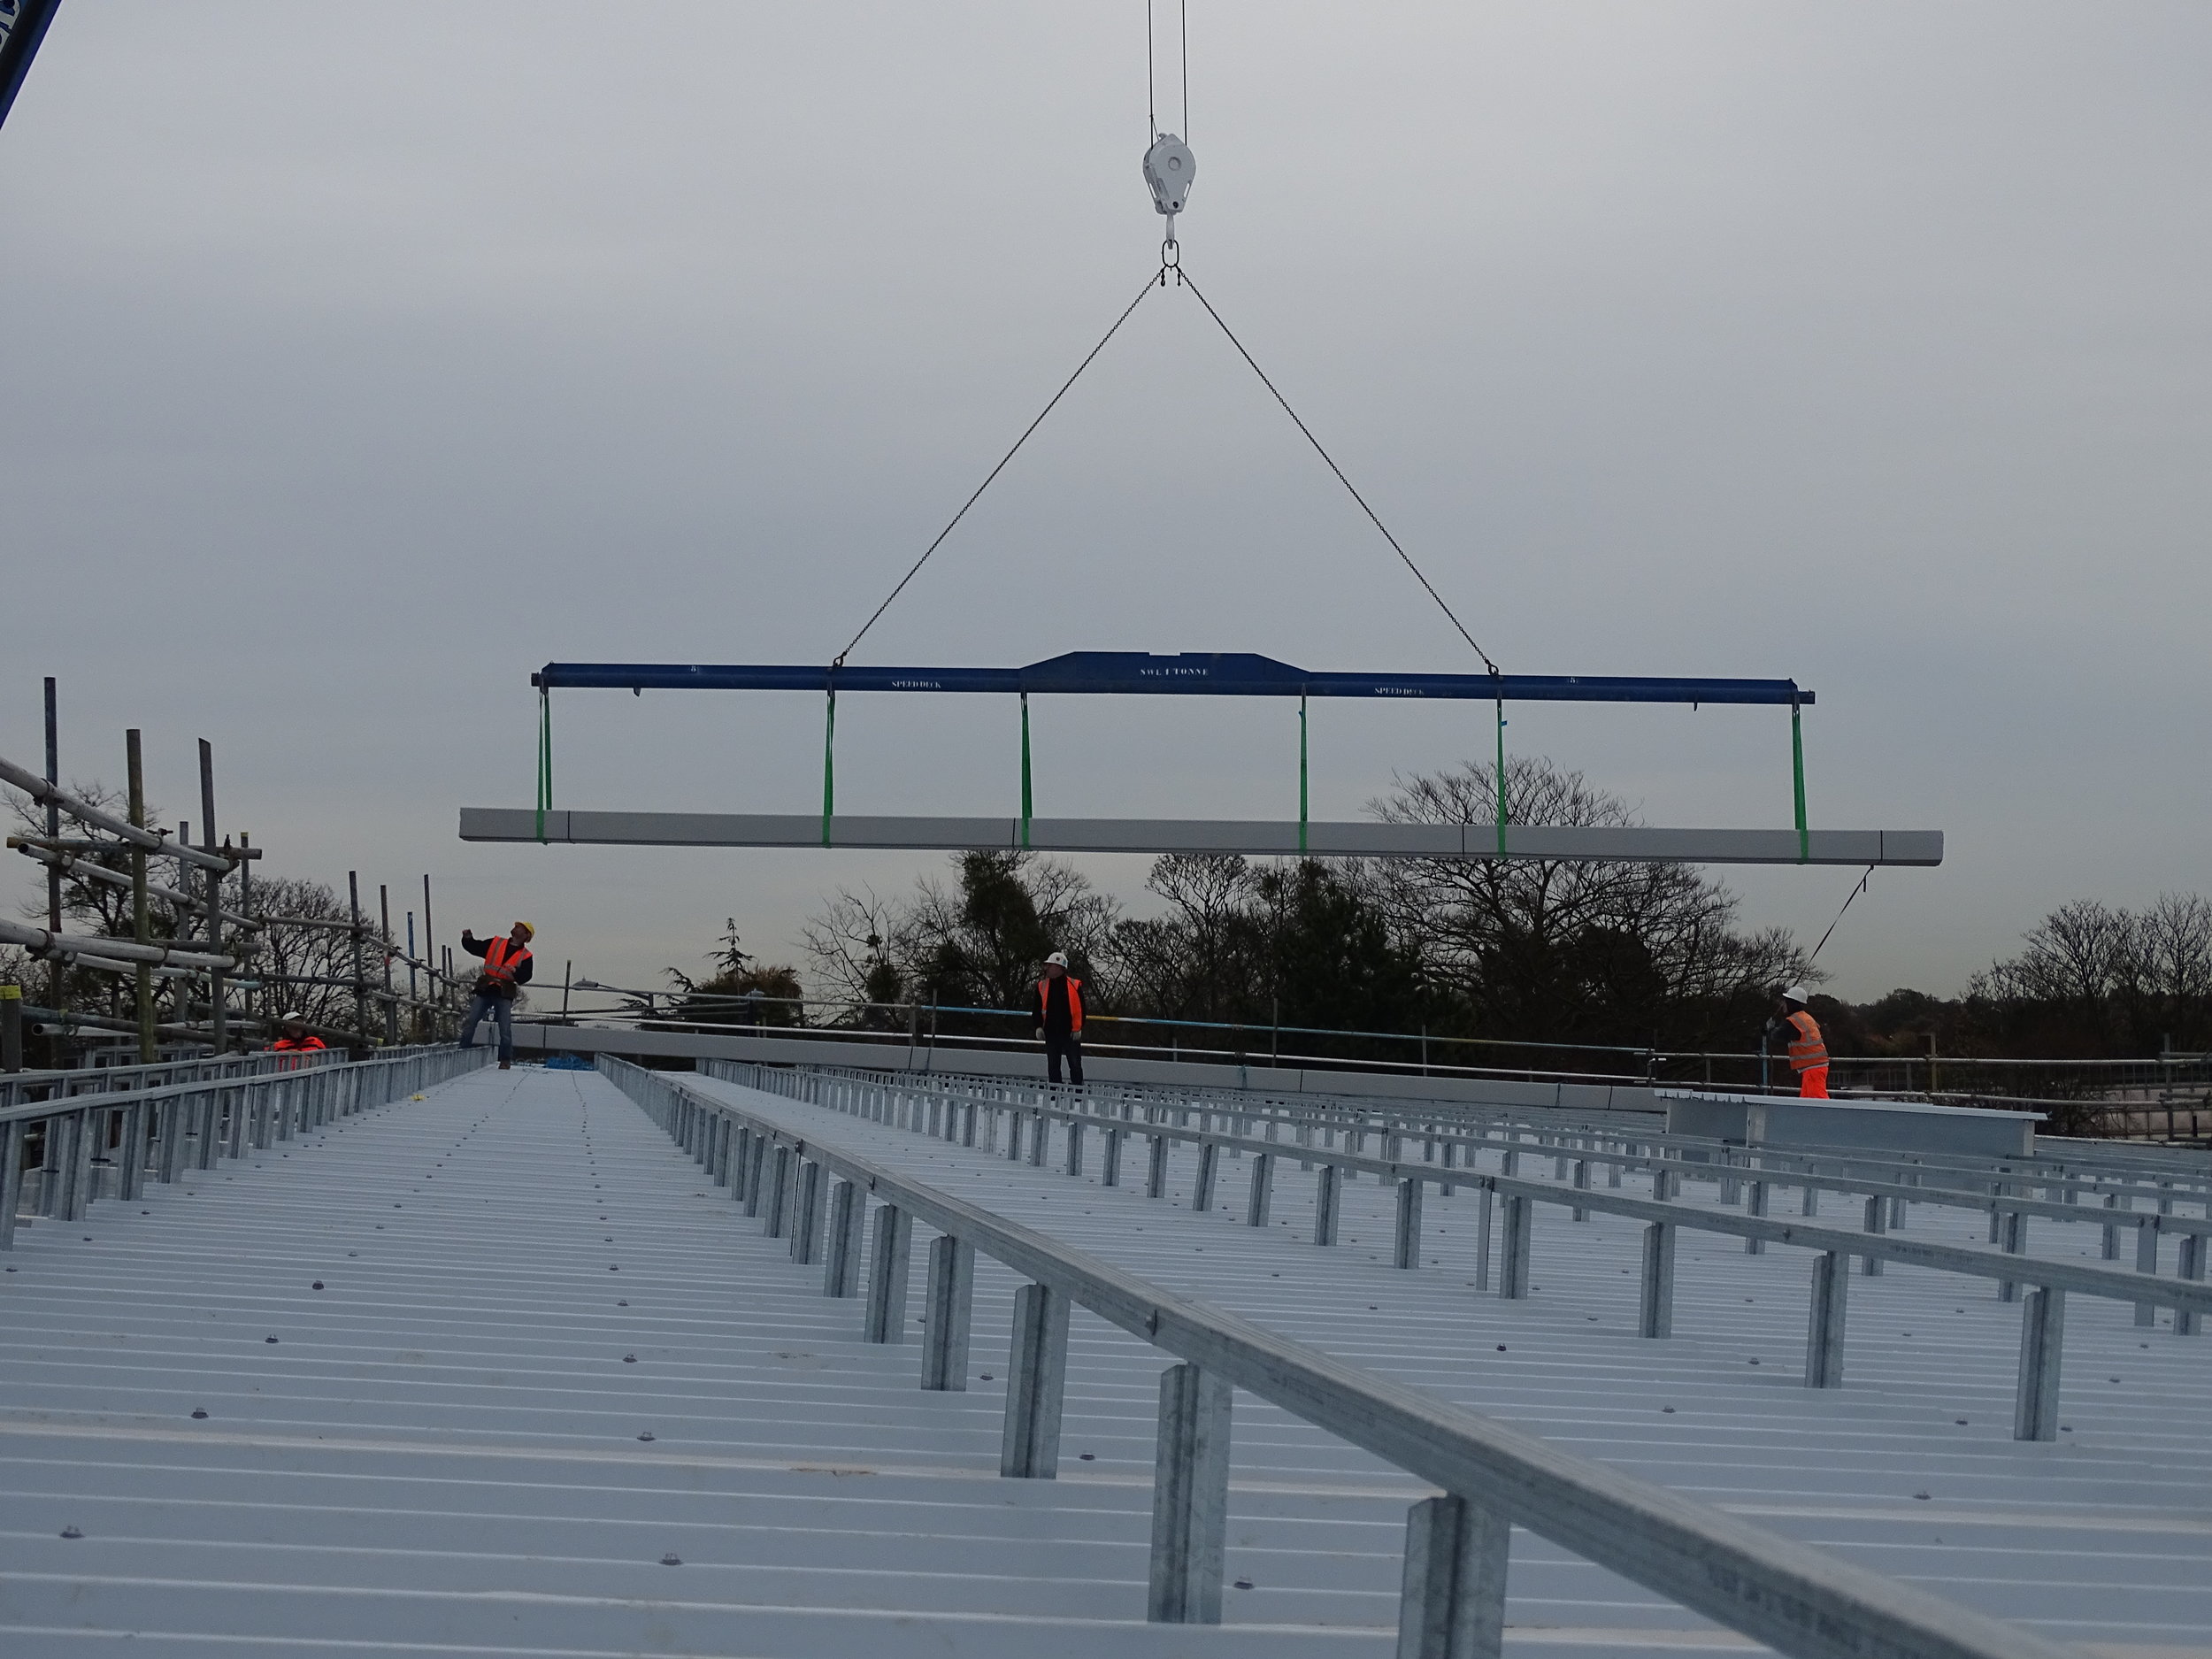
0;1043;488;1248
603;1055;2082;1659
539;986;2212;1108
0;1046;346;1112
698;1059;2212;1442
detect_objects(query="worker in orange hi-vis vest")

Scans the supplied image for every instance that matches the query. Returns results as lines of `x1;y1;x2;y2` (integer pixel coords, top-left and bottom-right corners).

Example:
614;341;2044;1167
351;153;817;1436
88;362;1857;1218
1773;984;1830;1098
459;922;535;1070
1031;951;1086;1087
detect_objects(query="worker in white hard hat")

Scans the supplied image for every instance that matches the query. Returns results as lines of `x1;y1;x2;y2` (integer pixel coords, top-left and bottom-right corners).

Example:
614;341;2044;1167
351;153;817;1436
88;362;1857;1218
1771;983;1829;1098
269;1013;326;1054
1032;951;1086;1087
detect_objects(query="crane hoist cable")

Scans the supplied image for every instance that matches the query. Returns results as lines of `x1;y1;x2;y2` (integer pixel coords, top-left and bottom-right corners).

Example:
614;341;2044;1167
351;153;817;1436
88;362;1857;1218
833;9;1498;681
826;2;1517;845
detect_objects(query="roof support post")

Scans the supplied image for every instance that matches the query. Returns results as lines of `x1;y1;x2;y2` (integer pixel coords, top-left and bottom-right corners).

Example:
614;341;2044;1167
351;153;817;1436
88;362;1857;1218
823;1178;864;1296
1861;1194;1886;1275
2135;1219;2159;1327
2013;1286;2064;1440
1001;1281;1068;1478
1314;1163;1341;1246
1246;1150;1273;1226
919;1233;973;1389
2177;1233;2204;1336
1497;1194;1532;1299
864;1203;912;1342
1394;1177;1424;1269
1472;1186;1494;1291
1397;1494;1509;1659
1192;1140;1219;1213
0;1119;22;1250
762;1144;792;1236
1148;1361;1233;1624
1639;1222;1676;1338
1997;1210;2026;1302
1064;1118;1086;1178
1806;1250;1849;1388
790;1159;826;1264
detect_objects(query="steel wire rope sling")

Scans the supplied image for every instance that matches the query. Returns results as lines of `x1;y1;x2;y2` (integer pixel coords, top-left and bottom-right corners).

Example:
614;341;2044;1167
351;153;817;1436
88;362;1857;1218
527;4;1831;862
821;2;1529;854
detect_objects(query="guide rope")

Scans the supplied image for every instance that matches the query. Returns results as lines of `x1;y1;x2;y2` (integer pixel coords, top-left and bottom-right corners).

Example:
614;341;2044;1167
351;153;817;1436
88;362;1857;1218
1809;866;1875;963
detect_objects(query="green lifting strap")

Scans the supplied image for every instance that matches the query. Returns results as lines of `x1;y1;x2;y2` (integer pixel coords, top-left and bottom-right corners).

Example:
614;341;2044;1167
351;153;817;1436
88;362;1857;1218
821;688;837;848
534;686;552;844
1298;693;1309;855
1494;694;1508;857
1019;691;1033;849
1791;698;1809;864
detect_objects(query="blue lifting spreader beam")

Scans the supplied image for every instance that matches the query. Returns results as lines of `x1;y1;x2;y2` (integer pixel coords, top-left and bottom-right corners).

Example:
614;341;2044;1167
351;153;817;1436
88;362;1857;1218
532;651;1811;706
516;651;1840;864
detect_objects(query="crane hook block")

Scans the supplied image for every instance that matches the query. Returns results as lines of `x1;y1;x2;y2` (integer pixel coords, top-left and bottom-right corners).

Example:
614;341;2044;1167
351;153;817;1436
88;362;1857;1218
1144;133;1196;219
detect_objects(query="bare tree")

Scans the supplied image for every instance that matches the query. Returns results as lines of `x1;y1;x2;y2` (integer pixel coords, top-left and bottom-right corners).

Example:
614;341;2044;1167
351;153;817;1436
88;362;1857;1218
1368;757;1810;1052
799;887;902;1010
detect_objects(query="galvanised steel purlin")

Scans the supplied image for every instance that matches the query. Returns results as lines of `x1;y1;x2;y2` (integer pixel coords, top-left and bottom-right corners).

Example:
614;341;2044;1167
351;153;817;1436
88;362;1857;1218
612;1060;2086;1659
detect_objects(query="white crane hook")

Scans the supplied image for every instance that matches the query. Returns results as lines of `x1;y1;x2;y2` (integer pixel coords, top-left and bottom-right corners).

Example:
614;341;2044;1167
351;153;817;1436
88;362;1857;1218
1143;132;1195;261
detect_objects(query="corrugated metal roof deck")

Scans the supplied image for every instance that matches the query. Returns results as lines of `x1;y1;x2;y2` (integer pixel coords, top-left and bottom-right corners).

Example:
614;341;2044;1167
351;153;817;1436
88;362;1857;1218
0;1065;2203;1657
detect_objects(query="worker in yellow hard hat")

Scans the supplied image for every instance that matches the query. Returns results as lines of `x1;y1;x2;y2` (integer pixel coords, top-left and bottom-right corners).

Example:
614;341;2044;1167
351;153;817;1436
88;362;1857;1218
460;922;535;1069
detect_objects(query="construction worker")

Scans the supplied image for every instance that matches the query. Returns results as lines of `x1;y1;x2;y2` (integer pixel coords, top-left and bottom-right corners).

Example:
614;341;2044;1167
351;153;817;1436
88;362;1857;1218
1773;983;1830;1098
460;922;534;1069
269;1013;326;1054
1032;950;1085;1087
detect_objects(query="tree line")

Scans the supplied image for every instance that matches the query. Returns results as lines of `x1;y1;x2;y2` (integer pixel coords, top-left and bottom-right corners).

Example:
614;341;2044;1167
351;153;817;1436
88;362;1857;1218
667;755;2205;1079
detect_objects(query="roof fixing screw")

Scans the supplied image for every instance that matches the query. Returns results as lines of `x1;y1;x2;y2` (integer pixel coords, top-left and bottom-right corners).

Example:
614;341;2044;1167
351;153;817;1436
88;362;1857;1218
60;1525;84;1539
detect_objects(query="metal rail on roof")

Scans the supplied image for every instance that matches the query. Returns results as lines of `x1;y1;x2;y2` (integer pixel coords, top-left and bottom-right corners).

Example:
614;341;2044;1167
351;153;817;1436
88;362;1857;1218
534;650;1814;705
608;1056;2083;1659
703;1058;2212;1442
0;1046;485;1242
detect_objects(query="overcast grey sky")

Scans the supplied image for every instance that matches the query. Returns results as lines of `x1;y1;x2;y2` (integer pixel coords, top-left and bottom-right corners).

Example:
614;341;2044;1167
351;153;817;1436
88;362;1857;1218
3;2;2206;1007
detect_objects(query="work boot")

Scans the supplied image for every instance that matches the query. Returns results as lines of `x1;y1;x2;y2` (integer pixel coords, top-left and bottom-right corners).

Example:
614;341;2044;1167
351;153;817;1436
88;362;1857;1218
498;1060;511;1071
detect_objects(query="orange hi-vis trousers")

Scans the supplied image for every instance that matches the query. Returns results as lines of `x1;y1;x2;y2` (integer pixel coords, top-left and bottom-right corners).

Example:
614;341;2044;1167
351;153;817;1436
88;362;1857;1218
1798;1065;1830;1099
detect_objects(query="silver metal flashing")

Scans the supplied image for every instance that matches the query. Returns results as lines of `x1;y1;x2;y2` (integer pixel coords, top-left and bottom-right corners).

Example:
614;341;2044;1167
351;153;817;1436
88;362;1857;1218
461;808;1945;866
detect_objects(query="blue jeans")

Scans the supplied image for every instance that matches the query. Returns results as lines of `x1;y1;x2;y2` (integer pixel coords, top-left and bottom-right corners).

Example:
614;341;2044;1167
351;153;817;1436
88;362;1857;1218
461;993;514;1062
